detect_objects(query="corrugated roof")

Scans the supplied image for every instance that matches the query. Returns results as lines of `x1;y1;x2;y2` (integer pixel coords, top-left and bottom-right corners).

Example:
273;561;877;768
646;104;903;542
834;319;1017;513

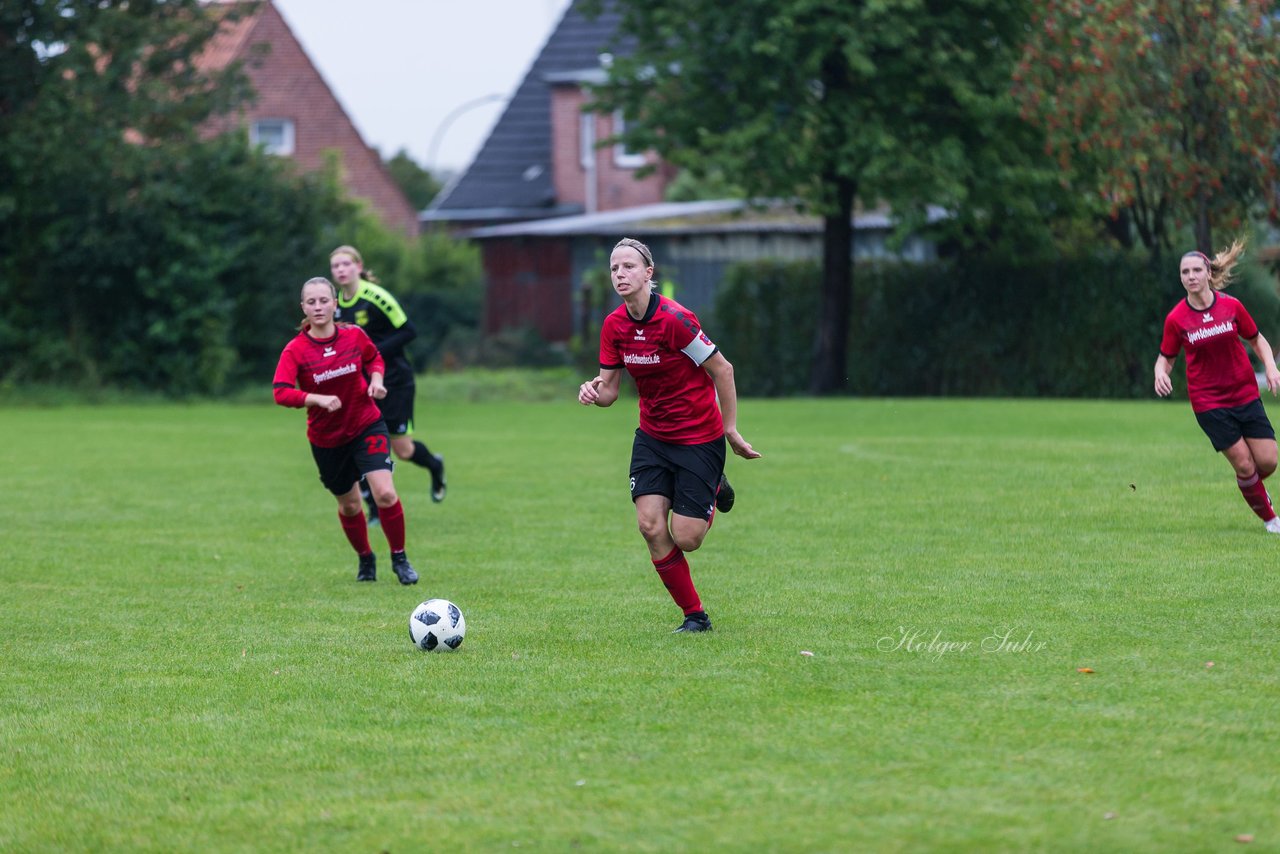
466;202;952;239
426;0;625;218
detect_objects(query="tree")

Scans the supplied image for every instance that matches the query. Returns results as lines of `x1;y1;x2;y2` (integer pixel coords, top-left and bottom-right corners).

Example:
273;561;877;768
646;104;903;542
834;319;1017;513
384;148;443;211
583;0;1037;393
0;0;257;383
0;1;372;392
1012;0;1280;256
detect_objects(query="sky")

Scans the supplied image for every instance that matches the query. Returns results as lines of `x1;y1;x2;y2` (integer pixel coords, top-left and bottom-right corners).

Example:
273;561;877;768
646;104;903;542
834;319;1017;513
271;0;575;175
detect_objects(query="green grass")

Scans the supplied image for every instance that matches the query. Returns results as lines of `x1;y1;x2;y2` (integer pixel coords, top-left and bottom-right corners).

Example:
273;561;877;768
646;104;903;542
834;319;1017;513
3;396;1278;851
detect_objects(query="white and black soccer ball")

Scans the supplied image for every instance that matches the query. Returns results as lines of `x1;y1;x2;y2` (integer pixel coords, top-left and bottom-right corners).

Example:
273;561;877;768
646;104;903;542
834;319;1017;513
409;599;466;652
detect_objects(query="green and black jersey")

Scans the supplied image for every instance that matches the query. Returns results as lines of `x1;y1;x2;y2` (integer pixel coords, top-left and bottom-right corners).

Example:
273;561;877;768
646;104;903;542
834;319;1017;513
335;279;418;388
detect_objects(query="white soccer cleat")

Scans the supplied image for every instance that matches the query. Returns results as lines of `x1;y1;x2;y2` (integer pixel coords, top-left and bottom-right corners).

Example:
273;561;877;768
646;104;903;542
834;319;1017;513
1265;517;1280;534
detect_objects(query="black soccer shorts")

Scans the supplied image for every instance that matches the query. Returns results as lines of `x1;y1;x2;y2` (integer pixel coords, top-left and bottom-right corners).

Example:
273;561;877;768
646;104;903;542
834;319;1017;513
376;382;416;436
1194;398;1276;451
629;428;726;521
311;420;395;495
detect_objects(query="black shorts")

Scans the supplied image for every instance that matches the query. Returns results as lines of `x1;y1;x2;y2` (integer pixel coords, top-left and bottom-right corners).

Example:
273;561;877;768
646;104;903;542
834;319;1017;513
377;382;416;436
1194;398;1276;451
311;420;395;495
629;428;726;521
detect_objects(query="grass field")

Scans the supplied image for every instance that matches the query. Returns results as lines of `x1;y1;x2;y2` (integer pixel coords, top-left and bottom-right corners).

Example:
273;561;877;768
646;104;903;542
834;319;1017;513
3;392;1279;851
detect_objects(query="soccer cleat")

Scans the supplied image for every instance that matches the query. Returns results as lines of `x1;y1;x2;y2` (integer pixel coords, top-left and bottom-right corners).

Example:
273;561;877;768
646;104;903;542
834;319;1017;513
429;454;447;503
390;551;419;585
673;611;713;633
356;552;377;582
1266;517;1280;534
714;473;735;513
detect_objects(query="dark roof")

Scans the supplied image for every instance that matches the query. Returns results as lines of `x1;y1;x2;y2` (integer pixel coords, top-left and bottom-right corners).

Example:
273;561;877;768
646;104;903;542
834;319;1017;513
423;0;625;222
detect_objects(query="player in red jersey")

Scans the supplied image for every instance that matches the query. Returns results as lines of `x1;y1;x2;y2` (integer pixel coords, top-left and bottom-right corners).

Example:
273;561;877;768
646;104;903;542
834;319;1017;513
273;277;420;583
1154;240;1280;534
579;238;762;633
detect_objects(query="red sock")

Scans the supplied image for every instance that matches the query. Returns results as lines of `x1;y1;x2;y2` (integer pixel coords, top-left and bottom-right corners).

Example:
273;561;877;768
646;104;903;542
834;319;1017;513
1237;472;1276;521
339;511;371;555
379;499;407;552
653;547;702;615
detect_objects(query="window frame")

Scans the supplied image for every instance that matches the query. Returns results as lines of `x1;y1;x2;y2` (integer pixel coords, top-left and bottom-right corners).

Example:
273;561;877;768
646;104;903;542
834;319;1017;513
250;118;296;156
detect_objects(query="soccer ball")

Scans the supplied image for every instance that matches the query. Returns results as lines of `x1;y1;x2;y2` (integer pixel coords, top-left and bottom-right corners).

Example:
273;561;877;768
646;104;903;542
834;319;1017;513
409;599;466;652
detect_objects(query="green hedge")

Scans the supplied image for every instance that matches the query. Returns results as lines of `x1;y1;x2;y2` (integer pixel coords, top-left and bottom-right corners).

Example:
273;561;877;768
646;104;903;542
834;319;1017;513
715;253;1280;398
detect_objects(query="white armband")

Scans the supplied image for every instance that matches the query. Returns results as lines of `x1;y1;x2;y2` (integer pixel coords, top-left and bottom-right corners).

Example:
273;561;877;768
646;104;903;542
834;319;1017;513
681;330;717;366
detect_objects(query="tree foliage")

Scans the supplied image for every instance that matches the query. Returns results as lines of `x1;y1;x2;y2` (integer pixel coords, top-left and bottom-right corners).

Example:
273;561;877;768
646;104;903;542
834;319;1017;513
1012;0;1280;256
583;0;1042;393
384;148;443;211
0;1;487;394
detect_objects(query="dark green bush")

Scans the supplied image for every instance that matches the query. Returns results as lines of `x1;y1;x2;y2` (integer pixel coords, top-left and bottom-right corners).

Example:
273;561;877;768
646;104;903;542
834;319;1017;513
714;259;822;396
715;251;1280;398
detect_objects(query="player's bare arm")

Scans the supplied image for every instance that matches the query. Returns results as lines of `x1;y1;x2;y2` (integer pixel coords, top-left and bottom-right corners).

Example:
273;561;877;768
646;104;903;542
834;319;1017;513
368;372;387;400
702;353;762;460
1153;354;1175;397
1249;334;1280;396
579;368;621;407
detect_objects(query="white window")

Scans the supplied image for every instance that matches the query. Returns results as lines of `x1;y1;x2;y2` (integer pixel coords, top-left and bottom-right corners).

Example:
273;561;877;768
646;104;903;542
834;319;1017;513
612;110;646;168
250;118;295;156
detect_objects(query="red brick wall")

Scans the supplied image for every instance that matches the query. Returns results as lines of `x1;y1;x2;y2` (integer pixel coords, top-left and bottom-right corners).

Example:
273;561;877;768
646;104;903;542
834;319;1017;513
550;86;673;213
550;87;588;207
203;2;419;235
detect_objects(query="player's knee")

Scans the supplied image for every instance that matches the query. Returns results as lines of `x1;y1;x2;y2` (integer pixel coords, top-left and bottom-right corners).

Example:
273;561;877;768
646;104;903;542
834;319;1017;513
636;514;667;543
671;520;707;553
673;531;705;553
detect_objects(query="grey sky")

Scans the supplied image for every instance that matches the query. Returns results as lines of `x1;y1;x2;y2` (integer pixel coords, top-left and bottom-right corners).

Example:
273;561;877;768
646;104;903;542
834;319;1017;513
272;0;573;174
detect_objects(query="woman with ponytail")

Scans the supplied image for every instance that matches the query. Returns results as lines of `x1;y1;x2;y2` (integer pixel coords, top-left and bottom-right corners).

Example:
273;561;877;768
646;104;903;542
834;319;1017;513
1155;239;1280;534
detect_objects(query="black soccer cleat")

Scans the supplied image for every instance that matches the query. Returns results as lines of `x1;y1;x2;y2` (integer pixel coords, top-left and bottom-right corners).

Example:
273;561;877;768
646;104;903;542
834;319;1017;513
356;552;377;582
673;611;713;633
715;473;735;513
429;454;447;503
390;551;419;585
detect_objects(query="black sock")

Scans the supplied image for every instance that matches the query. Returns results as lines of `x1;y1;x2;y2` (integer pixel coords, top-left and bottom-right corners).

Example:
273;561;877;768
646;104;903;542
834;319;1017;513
411;440;438;471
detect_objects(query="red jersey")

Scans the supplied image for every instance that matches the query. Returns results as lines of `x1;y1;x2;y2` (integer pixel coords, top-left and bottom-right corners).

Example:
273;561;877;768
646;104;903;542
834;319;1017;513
273;324;386;447
599;293;723;444
1159;292;1261;413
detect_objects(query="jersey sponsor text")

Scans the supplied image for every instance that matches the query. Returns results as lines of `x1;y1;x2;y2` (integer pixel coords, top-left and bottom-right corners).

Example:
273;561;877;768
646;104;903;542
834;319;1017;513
1187;322;1235;344
313;362;359;384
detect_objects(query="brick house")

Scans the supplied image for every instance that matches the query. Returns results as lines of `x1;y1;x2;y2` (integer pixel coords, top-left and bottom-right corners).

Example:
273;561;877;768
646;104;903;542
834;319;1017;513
423;1;674;229
427;0;936;344
198;0;419;235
